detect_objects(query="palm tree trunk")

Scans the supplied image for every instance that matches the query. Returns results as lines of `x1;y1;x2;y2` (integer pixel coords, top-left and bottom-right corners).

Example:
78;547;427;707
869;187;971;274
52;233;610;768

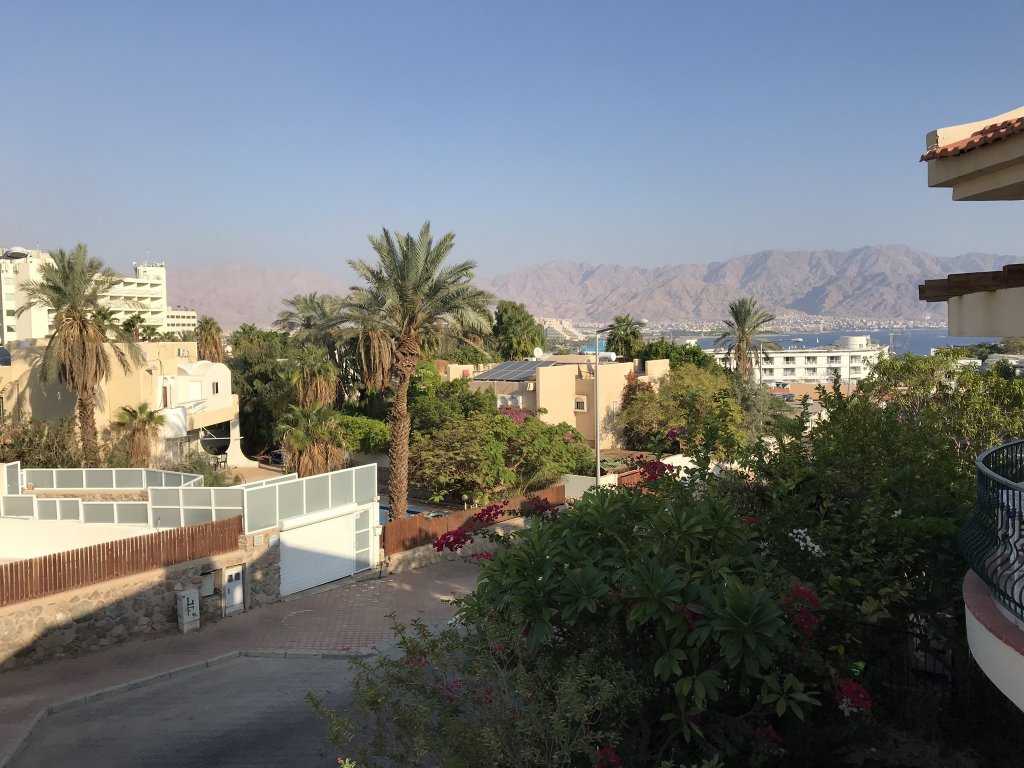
388;337;419;518
77;390;100;466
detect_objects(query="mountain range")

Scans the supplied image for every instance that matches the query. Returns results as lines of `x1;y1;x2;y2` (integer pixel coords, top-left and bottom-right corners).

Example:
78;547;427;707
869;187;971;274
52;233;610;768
167;245;1018;329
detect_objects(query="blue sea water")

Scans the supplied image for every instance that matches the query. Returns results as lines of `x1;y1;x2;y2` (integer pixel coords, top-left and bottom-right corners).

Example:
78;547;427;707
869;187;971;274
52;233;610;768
584;329;1001;357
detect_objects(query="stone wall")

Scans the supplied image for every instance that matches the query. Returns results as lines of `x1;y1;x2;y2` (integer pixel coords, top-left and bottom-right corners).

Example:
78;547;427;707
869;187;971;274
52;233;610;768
0;527;280;670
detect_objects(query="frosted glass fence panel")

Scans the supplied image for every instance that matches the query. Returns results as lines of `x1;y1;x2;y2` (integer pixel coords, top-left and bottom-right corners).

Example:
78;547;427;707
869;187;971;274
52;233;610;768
354;465;376;504
331;473;354;506
278;482;304;519
116;503;150;525
182;507;214;526
307;475;330;513
114;469;145;488
21;467;200;490
2;495;35;517
245;486;278;532
86;469;114;488
60;499;82;521
36;499;59;520
5;462;20;495
83;503;115;524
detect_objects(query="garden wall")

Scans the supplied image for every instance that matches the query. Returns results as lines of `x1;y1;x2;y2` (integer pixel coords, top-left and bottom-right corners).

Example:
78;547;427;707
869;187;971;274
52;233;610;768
0;527;279;670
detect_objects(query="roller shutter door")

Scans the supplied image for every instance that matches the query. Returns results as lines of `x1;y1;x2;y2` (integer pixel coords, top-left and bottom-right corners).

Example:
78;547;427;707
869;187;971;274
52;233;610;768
279;510;356;596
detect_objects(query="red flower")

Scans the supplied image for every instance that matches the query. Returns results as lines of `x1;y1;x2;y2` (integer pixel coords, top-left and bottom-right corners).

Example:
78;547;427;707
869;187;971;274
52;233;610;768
793;607;820;637
743;516;757;526
835;677;872;713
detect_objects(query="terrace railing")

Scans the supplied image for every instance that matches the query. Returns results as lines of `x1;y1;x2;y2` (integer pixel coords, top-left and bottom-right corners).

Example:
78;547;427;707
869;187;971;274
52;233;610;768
961;439;1024;622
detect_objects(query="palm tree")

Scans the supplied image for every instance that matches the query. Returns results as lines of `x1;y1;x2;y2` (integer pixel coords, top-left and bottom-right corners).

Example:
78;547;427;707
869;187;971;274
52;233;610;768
196;315;225;362
274;292;345;349
139;325;162;342
605;314;645;360
290;345;339;408
277;403;348;477
121;312;145;341
115;402;167;466
714;297;778;380
17;244;143;462
344;221;493;517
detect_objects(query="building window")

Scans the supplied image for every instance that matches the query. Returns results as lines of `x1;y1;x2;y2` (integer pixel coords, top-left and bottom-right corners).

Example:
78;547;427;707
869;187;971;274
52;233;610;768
212;382;220;395
829;368;841;376
763;356;774;364
851;366;862;374
783;368;796;377
804;356;816;364
763;368;774;377
574;397;587;412
851;355;862;363
827;356;841;364
784;356;796;365
805;368;816;375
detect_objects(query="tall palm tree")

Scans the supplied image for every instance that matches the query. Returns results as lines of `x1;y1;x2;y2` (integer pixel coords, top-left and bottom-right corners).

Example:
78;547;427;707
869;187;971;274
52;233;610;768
17;244;143;462
714;297;778;380
605;314;645;360
121;312;145;341
344;221;493;517
277;403;348;477
115;402;167;466
290;345;339;407
196;315;225;362
274;292;345;349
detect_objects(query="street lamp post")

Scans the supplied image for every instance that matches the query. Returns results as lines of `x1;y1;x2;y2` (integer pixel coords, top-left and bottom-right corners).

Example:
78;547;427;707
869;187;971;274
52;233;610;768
593;318;647;489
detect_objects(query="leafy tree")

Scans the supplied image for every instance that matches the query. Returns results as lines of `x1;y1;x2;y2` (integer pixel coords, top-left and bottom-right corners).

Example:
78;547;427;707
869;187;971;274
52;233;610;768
714;297;777;379
17;245;143;462
409;376;497;435
162;449;239;486
290;345;338;408
604;314;645;360
410;361;444;400
0;417;83;468
277;403;348;477
639;338;717;371
410;414;513;503
1001;337;1024;355
491;300;544;361
227;325;294;456
114;403;166;467
196;315;225;363
617;363;744;458
335;415;390;453
343;221;493;516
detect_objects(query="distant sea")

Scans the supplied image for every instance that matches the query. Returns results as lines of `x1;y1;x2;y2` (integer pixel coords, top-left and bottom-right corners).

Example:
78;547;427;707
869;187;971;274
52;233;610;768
585;329;1002;357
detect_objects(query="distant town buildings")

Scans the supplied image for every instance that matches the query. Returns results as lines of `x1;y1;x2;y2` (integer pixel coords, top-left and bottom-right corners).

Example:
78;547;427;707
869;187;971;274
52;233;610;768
0;247;198;345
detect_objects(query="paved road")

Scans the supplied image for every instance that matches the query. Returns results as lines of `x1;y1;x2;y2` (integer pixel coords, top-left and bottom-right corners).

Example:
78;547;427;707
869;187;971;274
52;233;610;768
0;559;479;765
11;657;357;768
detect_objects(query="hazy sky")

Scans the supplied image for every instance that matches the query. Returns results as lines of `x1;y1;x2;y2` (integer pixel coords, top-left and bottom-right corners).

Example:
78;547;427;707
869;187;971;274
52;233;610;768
3;1;1023;279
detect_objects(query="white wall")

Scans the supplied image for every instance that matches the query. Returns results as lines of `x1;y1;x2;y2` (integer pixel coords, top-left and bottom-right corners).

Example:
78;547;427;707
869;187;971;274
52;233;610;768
0;518;152;561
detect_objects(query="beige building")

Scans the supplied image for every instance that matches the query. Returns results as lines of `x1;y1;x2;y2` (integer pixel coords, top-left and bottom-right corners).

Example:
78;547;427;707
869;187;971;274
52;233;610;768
0;340;251;467
0;247;198;344
457;355;670;449
919;105;1024;713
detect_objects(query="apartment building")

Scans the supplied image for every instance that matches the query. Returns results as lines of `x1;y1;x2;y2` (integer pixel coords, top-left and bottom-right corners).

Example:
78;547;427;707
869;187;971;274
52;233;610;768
0;247;198;344
459;355;670;449
0;340;252;466
713;335;884;385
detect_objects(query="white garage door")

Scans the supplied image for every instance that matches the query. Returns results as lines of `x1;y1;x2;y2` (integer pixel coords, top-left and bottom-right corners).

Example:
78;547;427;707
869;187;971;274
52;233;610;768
279;510;357;596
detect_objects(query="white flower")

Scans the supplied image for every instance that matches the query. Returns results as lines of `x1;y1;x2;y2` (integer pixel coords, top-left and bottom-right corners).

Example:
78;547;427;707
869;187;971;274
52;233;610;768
789;528;824;557
891;509;902;519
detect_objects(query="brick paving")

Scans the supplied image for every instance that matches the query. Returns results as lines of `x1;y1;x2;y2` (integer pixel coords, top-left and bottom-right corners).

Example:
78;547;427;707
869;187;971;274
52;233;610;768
0;560;479;764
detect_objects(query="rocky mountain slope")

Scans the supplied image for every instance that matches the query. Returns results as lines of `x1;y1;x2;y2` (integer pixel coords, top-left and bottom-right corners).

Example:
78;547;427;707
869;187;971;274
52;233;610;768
168;245;1017;329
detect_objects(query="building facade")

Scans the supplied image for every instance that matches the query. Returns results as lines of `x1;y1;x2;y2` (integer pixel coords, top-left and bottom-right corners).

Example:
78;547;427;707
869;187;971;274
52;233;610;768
0;340;252;467
460;355;670;449
0;247;198;344
712;335;884;386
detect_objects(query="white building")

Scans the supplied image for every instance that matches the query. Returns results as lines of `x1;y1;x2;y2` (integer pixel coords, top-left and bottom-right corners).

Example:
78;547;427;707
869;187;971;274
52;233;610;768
713;335;885;385
0;247;198;344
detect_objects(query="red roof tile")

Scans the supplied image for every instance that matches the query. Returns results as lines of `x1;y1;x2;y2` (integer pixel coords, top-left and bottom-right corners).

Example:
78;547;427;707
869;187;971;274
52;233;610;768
921;117;1024;161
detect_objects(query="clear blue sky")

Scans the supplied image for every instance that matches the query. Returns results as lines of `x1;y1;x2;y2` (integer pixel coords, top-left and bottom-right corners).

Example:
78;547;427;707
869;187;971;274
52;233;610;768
2;1;1023;278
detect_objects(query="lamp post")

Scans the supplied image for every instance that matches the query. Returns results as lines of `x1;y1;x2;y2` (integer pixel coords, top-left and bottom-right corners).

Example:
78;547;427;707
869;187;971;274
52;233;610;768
593;318;647;489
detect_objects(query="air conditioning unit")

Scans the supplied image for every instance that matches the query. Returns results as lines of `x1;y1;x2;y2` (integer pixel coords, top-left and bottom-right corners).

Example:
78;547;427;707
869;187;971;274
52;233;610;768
178;349;189;357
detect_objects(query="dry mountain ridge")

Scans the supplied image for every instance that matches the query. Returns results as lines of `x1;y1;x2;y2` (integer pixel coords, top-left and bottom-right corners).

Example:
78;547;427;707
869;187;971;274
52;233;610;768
168;246;1018;328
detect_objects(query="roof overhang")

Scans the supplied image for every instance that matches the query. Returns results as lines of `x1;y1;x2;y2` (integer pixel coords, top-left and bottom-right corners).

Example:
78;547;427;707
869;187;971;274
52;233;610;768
922;107;1024;201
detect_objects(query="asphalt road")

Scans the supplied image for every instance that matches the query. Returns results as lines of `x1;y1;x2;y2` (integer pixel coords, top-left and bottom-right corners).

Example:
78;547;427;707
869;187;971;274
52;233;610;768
12;657;358;768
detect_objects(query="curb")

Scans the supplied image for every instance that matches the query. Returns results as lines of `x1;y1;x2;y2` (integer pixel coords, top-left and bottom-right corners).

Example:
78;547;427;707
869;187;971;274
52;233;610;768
0;649;372;768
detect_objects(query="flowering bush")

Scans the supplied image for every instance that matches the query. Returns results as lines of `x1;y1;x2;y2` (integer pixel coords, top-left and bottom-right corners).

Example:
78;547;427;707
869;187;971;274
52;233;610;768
835;677;872;716
433;501;509;553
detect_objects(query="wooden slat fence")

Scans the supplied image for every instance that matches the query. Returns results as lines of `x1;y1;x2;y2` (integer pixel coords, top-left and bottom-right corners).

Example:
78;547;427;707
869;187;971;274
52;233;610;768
0;516;243;607
616;469;644;487
384;485;566;556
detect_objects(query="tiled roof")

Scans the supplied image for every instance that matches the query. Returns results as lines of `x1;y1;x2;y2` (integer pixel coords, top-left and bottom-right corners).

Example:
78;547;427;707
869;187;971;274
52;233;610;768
921;117;1024;161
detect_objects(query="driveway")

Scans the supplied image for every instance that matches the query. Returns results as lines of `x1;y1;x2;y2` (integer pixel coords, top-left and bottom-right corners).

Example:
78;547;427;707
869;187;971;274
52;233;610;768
11;657;355;768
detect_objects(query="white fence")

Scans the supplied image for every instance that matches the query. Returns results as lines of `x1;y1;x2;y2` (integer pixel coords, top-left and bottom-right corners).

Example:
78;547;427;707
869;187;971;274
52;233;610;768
0;462;378;533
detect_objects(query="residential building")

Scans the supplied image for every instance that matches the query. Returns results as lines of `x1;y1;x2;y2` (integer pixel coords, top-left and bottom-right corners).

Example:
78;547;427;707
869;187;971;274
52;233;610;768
711;335;884;386
0;340;253;467
462;355;670;449
0;247;198;344
919;105;1024;711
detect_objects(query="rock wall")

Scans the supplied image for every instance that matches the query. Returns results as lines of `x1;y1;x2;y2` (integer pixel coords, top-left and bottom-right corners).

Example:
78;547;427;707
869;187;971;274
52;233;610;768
0;528;280;670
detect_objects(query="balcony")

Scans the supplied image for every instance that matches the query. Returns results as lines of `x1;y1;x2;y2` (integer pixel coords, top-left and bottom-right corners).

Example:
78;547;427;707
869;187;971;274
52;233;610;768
960;439;1024;710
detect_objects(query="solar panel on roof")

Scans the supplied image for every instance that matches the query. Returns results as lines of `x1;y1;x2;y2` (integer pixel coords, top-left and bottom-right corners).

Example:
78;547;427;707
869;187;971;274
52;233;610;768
474;360;557;382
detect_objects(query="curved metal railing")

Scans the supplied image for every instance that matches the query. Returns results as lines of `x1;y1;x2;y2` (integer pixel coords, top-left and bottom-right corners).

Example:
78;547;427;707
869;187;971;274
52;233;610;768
962;439;1024;621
